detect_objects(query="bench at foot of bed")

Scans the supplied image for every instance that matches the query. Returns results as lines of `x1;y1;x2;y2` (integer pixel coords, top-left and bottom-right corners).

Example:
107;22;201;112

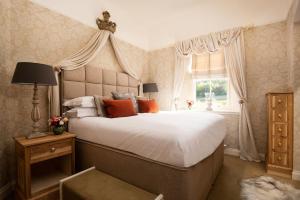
60;167;164;200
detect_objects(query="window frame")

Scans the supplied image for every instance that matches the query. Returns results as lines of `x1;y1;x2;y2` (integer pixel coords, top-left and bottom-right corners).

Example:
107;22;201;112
191;52;239;112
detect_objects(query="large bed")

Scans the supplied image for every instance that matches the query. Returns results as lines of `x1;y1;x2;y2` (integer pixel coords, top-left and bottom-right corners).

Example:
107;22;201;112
60;66;226;200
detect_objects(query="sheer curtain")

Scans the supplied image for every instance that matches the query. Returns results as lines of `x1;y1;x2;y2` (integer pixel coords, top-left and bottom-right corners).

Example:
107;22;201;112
174;28;260;161
49;30;143;116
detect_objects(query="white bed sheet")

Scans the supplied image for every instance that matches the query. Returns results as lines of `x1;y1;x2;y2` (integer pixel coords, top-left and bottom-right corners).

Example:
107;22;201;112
69;111;226;168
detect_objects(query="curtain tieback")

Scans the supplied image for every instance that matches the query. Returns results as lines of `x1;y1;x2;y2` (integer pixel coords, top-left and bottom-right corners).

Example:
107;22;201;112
53;66;62;72
239;98;247;104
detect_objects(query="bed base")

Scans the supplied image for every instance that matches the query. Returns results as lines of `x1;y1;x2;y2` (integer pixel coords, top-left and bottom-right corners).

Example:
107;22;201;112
75;139;224;200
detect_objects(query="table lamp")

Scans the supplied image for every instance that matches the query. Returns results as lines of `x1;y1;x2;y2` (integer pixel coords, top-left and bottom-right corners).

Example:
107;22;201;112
143;83;158;99
11;62;57;138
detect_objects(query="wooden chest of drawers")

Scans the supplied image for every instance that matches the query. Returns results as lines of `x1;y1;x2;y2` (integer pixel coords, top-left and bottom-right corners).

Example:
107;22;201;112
266;92;293;177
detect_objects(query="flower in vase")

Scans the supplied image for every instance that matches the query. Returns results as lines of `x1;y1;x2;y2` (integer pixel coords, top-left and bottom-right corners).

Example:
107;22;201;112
186;100;194;110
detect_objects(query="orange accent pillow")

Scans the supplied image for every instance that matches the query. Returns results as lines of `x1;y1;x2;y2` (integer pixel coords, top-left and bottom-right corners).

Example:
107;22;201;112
103;99;137;118
138;99;159;113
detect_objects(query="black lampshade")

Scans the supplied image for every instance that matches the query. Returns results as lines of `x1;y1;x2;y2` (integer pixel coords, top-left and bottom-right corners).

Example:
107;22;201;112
11;62;57;85
143;83;158;93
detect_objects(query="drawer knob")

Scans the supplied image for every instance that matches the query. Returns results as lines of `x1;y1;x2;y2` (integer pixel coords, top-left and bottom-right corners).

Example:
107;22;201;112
278;114;282;118
277;156;282;161
50;147;56;152
278;142;282;147
278;99;282;104
278;128;282;132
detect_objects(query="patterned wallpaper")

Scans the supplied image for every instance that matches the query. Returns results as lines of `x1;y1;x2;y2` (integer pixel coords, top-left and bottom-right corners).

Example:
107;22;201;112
244;22;290;154
0;0;148;188
292;23;300;172
148;47;175;110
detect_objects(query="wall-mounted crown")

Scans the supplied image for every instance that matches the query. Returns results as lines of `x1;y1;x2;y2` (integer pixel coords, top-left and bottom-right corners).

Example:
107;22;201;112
96;11;117;33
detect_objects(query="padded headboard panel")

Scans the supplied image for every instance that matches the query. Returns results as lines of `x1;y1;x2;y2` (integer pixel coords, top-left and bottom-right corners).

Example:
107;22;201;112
60;66;139;106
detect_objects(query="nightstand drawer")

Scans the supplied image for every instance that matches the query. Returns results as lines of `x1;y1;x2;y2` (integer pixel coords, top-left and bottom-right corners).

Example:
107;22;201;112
30;139;72;163
270;152;288;167
271;109;288;122
271;136;288;153
271;95;288;109
272;123;288;137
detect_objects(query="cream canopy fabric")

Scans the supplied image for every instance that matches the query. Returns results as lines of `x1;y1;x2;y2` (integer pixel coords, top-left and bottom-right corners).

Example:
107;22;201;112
49;30;142;116
174;28;260;161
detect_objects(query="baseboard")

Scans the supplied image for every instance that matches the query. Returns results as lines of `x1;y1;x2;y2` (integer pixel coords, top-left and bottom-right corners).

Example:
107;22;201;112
224;147;265;161
0;181;14;199
292;170;300;181
224;147;240;157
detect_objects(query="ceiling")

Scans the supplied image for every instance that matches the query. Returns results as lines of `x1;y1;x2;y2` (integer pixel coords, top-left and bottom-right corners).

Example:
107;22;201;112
31;0;293;51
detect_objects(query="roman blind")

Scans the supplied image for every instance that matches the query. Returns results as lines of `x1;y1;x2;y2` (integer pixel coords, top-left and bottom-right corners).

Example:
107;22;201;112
191;50;226;78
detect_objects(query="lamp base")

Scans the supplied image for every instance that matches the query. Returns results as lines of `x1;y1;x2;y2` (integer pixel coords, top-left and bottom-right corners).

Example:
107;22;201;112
26;132;49;139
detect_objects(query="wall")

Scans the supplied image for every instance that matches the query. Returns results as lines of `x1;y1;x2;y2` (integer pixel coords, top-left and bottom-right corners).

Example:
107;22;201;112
244;22;290;153
148;47;175;110
0;0;149;189
293;22;300;176
148;22;290;155
287;0;300;177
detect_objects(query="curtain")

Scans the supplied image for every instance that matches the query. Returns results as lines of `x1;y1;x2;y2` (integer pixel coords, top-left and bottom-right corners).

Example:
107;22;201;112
172;54;191;110
174;28;260;161
223;32;260;161
49;30;143;116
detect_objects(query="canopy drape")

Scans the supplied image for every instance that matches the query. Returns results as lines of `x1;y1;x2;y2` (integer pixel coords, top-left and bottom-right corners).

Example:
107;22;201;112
174;28;260;161
49;30;142;116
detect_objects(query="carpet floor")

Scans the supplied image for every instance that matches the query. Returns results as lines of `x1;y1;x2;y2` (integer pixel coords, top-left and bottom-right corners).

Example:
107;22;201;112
6;155;300;200
207;155;300;200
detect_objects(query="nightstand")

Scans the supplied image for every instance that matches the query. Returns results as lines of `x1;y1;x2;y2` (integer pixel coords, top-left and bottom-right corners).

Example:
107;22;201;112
14;132;76;200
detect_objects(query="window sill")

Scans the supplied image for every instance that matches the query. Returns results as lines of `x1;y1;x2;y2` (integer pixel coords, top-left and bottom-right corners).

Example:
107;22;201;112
177;109;240;115
205;110;240;115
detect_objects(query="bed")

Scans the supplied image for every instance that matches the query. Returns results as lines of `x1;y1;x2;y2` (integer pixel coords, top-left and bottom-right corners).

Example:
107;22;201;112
60;66;226;200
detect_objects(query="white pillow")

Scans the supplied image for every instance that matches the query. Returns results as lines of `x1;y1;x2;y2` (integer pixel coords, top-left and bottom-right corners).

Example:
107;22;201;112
65;107;97;118
63;96;95;108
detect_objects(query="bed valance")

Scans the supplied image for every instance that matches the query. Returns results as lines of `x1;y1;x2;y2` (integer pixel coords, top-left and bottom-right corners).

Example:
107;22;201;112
49;11;142;116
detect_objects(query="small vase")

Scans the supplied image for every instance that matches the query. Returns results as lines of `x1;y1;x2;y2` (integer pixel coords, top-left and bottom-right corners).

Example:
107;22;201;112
53;126;65;135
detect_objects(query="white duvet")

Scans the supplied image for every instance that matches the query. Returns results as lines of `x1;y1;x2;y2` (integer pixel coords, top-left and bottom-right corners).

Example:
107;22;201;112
69;111;226;168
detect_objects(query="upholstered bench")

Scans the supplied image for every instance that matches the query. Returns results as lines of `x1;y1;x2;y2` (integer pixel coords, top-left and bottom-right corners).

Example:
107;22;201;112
60;167;163;200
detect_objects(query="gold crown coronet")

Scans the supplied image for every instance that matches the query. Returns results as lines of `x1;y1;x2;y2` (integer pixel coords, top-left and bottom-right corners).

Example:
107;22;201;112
96;11;117;33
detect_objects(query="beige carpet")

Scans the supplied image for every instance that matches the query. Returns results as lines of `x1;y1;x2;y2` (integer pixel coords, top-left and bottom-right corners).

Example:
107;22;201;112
207;155;300;200
5;155;300;200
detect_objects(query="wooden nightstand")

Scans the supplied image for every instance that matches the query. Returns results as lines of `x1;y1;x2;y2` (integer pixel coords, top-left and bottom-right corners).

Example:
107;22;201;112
14;132;76;200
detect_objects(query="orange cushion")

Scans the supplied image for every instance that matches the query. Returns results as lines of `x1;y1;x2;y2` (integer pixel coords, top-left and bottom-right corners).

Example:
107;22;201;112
103;99;137;118
138;99;159;113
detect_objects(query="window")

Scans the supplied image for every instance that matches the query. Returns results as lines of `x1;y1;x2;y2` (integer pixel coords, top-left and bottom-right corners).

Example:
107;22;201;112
191;50;239;112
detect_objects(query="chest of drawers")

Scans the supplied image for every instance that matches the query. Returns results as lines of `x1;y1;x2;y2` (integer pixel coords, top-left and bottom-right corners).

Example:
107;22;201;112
266;92;293;178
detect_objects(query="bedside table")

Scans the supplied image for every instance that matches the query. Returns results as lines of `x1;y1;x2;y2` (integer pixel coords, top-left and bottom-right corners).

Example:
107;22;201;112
14;132;76;200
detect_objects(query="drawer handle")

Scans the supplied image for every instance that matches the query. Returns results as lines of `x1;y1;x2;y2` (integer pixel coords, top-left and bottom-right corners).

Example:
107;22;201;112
278;114;282;118
278;99;282;104
278;128;282;132
50;147;56;152
277;142;282;147
277;156;282;161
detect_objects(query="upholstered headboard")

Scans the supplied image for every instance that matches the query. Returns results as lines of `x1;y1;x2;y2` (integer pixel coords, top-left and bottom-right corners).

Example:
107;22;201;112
60;66;139;111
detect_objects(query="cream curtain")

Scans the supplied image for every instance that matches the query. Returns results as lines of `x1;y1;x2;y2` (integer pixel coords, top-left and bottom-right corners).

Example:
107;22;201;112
173;54;191;110
49;30;142;116
174;28;260;161
223;32;260;161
